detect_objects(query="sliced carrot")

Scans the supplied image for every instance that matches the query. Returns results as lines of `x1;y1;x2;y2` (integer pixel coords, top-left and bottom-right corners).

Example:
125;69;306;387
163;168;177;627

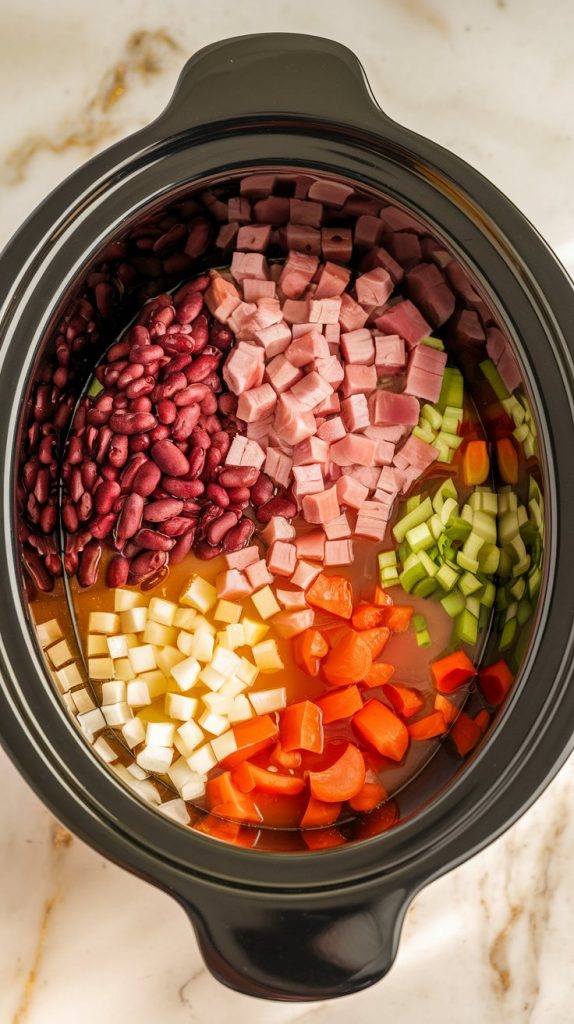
431;651;476;693
323;624;351;650
352;699;409;761
382;683;424;719
210;801;262;825
348;774;388;812
232;761;306;797
293;628;328;676
306;573;354;619
474;709;490;734
434;693;458;724
303;827;346;849
478;659;513;706
280;700;324;753
495;437;519;485
316;684;363;724
373;585;394;607
300;795;342;828
358;627;391;660
220;714;278;769
308;743;366;802
194;815;257;846
269;740;302;770
206;772;262;824
352;603;388;631
352;800;399;840
462;439;490;486
408;711;447;740
450;711;482;756
323;631;373;686
362;662;395;689
376;605;414;633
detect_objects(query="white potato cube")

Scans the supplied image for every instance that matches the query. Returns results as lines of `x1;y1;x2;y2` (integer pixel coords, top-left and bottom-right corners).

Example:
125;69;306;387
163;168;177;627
171;656;201;692
211;646;241;678
88;612;120;635
48;640;74;669
121;717;146;749
225;624;246;650
139;670;169;699
107;634;134;660
101;680;126;705
180;773;207;802
176;630;195;656
148;597;178;626
93;736;117;764
143;621;178;648
211;731;239;762
127;763;148;780
55;663;83;693
252;640;284;674
190;630;215;663
87;634;109;657
220;675;247;699
102;702;133;727
173;607;197;631
136;745;174;773
61;693;75;714
131;778;162;806
146;721;175;748
228;695;255;723
242;618;269;646
236;657;259;687
187;742;217;775
198;665;226;692
70;687;95;714
198;709;229;736
167;756;194;793
128;645;156;675
216;630;232;650
214;600;242;624
160;798;191;826
120;607;148;634
114;658;133;681
250;687;287;715
176;719;204;755
127;679;151;707
202;692;234;716
164;692;199;721
77;708;106;740
37;618;63;649
251;587;280;621
114;588;146;612
156;645;185;677
88;657;115;681
180;575;217;614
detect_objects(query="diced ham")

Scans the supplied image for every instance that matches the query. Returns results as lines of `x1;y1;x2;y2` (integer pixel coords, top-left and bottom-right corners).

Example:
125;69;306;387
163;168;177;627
227;197;251;224
292;436;329;466
265;354;302;394
369;390;420;426
342;465;381;489
314;261;352;299
253;196;290;226
404;344;446;403
340;328;375;365
376;466;406;493
324;323;341;345
365;423;406;445
279;252;319;299
317;416;346;444
496;347;522;393
223;341;265;394
282;300;311;324
290;372;333;411
228;301;258;335
302;485;340;525
324;539;353;566
286;224;321;257
341;364;377;397
230;251;269;282
285;330;330;367
291;559;323;590
330;434;378;468
243;278;276;302
393;435;438;472
276;588;308;610
237;383;277;423
314;356;345;388
290;173;317;198
264;448;293;489
450;309;485;345
274;394;317;445
295;531;326;561
236;224;272;252
360;245;404;285
323;512;352;540
224;545;260;570
225;435;266;470
314;391;341;416
307;180;354;207
355;268;393;309
379;206;425;234
267;541;297;577
291;322;318;338
246;416;273;446
260;517;296;545
245;559;275;590
216;222;239;251
339;292;369;332
375;300;431;348
205;272;241;322
324;462;341;484
289;199;323;228
374;334;406;374
409;344;447;374
385;232;422;268
336;475;369;510
273;608;316;638
406;263;455;328
355;501;389;541
373;490;396;511
321;228;353;263
341;393;370;432
308;298;342;324
240;174;277;198
342;195;382;217
354;215;384;249
254;320;292;358
371;439;395;466
201;191;228;222
216;569;252;600
292;464;324;498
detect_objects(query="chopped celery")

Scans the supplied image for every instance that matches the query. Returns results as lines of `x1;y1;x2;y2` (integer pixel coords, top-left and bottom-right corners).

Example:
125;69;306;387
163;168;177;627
399;559;427;593
413;424;436;444
472;511;497;544
418;551;438;578
435;431;463;450
498;490;518;515
429;514;445;540
445;518;472;543
529;476;543;505
477;544;500;575
441;414;460;435
440;497;459;526
380;566;401;582
440;590;465;618
480;582;496;608
412;614;427;632
508;577;526;601
528;566;542;599
456;550;480;574
461;504;474;524
461;533;485;563
416;628;432;648
393;497;433;543
406;494;422;513
436;563;459;592
499;617;517;650
458;572;483;597
412;578;439;598
421;404;443;431
378;550;398;570
438;367;464;410
444;405;464;423
517;505;528;528
498;511;519;545
505;601;518;623
454;609;479;645
524;435;536;459
87;377;104;398
398;540;411;564
480;359;510;400
465;595;481;619
517;596;533;626
406;522;434;553
420;335;445;351
513;423;529;444
437;444;454;464
479;604;490;630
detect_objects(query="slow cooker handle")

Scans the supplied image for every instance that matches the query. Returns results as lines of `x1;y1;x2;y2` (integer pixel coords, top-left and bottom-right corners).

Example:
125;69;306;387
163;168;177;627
159;32;390;135
177;881;409;1000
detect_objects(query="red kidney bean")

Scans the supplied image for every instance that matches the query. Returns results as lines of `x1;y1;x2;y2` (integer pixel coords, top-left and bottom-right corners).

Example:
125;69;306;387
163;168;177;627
69;467;84;503
210;431;231;458
106;554;129;587
157;399;177;424
200;392;218;416
189;314;209;352
149;424;170;443
117;363;144;389
210;323;234;351
38;435;56;464
162;516;195;537
153;371;187;401
203;372;222;393
67;436;84;465
95;426;113;463
129;433;150;453
129;344;164;365
218;393;238;415
109;411;157;434
169;530;195;563
153;222;187;253
77;492;93;522
171;404;201;441
108;433;129;468
34;467;50;504
141;565;169;590
185;217;211;258
85;425;98;454
223;517;255;552
132;460;161;497
257;496;298;523
226;485;251;503
129;396;153;414
90;513;115;539
206;482;230;508
175;291;204;324
204;447;222;481
194;540;223;560
81;461;98;490
190;426;211;449
94;480;121;515
40;503;57;534
185;353;220;384
27;494;40;525
119;454;147;491
200;414;222;435
116;492;144;539
78;541;102;587
150;439;190;477
23;459;39;491
161;477;204;499
64;551;79;575
126;376;155;399
143;497;184;523
62;499;79;533
250;474;275;507
107;341;131;362
45;553;63;577
101;464;119;482
219;466;259;488
135;529;175;551
22;546;53;592
113;394;129;411
207;511;237;546
187;446;206;479
128;549;168;584
181;499;201;515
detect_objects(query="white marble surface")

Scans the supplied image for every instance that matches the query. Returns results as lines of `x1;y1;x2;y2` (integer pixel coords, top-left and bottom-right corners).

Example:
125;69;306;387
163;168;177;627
1;1;574;1020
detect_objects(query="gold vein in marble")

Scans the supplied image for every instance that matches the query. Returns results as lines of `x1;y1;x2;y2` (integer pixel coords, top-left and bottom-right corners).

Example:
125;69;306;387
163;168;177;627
386;0;449;36
3;30;182;187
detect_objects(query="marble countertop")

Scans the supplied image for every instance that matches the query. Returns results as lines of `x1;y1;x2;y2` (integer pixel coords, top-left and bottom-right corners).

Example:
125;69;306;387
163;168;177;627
1;1;574;1021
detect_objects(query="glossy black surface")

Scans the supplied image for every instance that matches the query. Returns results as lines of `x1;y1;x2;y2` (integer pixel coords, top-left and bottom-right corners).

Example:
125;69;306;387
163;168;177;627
1;34;574;1000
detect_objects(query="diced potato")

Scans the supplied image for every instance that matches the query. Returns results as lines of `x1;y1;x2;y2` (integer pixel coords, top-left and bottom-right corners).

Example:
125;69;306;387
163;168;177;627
250;587;280;621
180;773;207;801
114;589;146;613
202;692;234;716
136;745;174;773
139;671;169;699
127;679;151;707
88;656;115;680
236;657;259;687
128;645;156;675
159;799;191;826
190;630;215;663
70;687;95;713
180;575;217;614
61;693;76;714
216;629;233;650
242;618;270;645
211;646;241;678
127;763;148;781
93;736;118;764
187;742;217;775
211;730;238;762
120;607;148;634
122;717;146;749
148;597;178;627
37;618;63;649
250;687;287;714
198;709;229;736
228;695;254;723
55;662;83;693
252;639;284;674
107;634;138;660
225;624;246;650
171;656;201;692
101;681;126;705
176;719;204;755
77;708;106;740
146;721;175;748
189;614;216;636
198;665;226;692
173;607;197;631
89;612;120;635
102;702;133;727
114;658;133;681
164;692;199;722
220;675;247;698
142;621;178;648
48;639;74;669
156;645;186;677
214;600;242;624
167;756;192;792
87;634;109;657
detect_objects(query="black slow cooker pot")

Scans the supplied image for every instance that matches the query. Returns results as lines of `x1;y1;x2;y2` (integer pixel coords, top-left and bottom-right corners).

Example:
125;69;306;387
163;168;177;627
1;33;573;1002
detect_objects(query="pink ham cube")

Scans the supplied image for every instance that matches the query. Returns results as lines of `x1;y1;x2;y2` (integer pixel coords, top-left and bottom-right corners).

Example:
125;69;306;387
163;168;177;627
307;180;354;207
290;372;333;411
374;335;406;374
292;464;324;497
292;436;329;466
340;328;375;365
342;465;381;489
323;512;352;540
254;321;292;358
246;416;273;447
324;324;341;345
393;435;438;472
341;394;370;433
365;423;406;445
285;330;330;367
308;298;342;324
236;224;272;252
216;223;239;251
243;278;277;302
291;322;318;338
282;300;311;324
224;545;260;571
279;251;319;299
325;540;354;566
237;384;277;423
410;345;448;373
265;354;302;394
273;608;316;639
228;301;258;335
276;588;308;610
379;206;424;234
286;224;321;257
245;559;275;590
385;232;422;268
264;448;293;489
240;174;277;198
302;485;340;525
295;531;326;562
330;434;378;468
314;261;351;299
253;196;290;225
375;300;431;348
205;272;241;322
227;197;251;224
231;251;269;282
317;416;346;444
355;501;389;541
223;341;265;394
341;364;377;397
225;435;266;470
369;390;420;426
274;394;316;445
216;569;252;600
314;391;341;416
354;215;384;249
376;466;406;494
290;560;322;590
404;365;443;403
260;517;296;545
336;475;369;510
373;439;395;466
314;355;345;388
289;198;323;228
360;245;404;284
355;268;393;309
267;541;297;577
321;228;353;263
339;293;369;333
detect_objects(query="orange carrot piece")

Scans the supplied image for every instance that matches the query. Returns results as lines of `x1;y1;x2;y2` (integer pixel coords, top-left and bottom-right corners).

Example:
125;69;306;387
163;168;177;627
478;659;513;706
450;711;482;756
323;624;351;650
462;439;490;486
495;437;519;485
210;801;262;825
474;709;490;734
232;761;306;797
293;628;328;676
358;627;391;660
300;796;342;828
353;800;399;840
382;683;424;719
194;815;256;846
306;573;353;619
220;714;278;768
280;700;324;753
303;827;346;849
362;662;395;689
431;651;476;693
206;772;262;824
323;631;373;686
373;585;394;607
352;603;388;631
316;684;363;724
348;775;388;812
308;743;366;803
408;711;447;740
352;699;409;761
376;605;414;633
434;693;458;724
270;741;302;770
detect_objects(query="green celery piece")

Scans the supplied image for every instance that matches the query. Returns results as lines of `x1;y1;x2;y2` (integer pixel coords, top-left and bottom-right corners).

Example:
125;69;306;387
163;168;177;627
435;430;463;450
461;532;485;561
87;377;104;398
440;590;465;618
398;540;411;564
393;496;433;544
477;544;500;575
512;555;531;578
465;595;481;619
437;444;454;464
399;560;427;593
519;521;539;547
438;367;464;411
441;414;460;435
413;424;436;444
444;405;464;423
528;566;542;599
499;617;517;651
523;435;536;459
480;581;496;609
498;490;518;515
513;423;529;444
508;577;526;601
420;335;445;351
505;600;518;623
427;544;440;561
419;550;438;577
445;518;472;543
454;609;479;645
459;571;483;597
436;563;459;592
380;567;401;584
456;551;480;574
420;404;443;431
406;522;435;553
472;510;497;543
412;577;439;598
480;359;510;400
378;550;398;570
416;629;432;648
406;494;422;513
517;504;528;528
479;604;490;630
517;596;533;626
412;614;427;632
498;511;520;546
528;475;543;505
496;586;510;611
440;497;459;526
